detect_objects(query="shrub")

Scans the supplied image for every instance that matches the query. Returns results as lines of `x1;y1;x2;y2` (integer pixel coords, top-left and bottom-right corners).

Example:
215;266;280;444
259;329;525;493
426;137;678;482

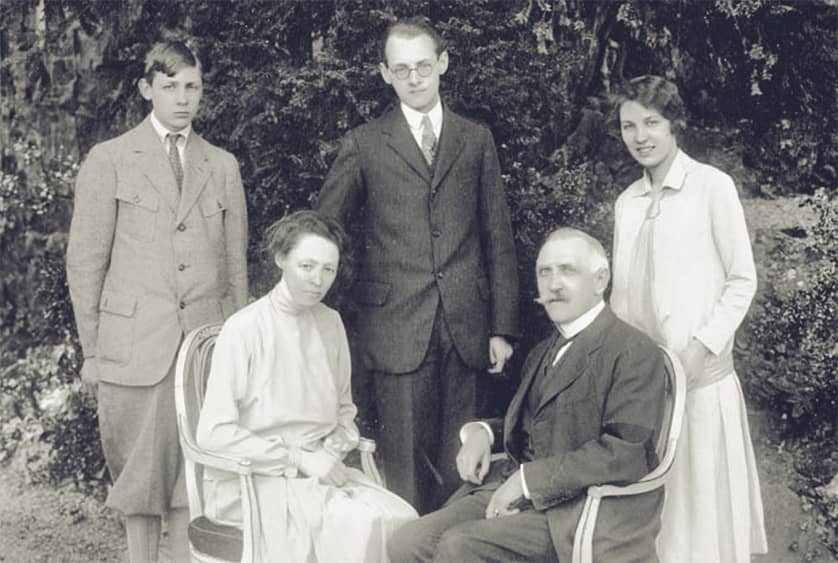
747;190;837;435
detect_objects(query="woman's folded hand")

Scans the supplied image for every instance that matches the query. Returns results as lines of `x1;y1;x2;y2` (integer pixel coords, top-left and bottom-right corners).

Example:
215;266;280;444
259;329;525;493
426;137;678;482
295;448;340;481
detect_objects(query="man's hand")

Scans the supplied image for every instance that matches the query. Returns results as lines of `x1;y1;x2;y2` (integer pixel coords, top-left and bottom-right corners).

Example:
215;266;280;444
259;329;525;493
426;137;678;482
485;470;524;519
681;337;711;390
456;425;492;485
488;336;513;374
80;357;100;384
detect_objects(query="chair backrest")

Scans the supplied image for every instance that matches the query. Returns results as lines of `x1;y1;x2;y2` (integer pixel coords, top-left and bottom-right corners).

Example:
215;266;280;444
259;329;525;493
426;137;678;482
645;345;687;482
174;322;223;520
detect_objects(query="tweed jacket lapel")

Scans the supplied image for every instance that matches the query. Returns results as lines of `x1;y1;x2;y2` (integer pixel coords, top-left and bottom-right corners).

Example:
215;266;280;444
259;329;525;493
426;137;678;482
431;107;466;193
176;133;212;224
132;117;179;213
381;107;432;183
535;307;615;416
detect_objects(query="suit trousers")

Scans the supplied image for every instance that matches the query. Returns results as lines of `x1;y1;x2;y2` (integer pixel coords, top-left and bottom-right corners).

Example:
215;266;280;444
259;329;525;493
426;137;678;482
387;487;557;563
372;307;480;515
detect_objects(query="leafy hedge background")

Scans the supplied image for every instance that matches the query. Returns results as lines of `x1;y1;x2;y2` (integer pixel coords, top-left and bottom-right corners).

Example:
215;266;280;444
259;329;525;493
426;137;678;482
1;0;836;552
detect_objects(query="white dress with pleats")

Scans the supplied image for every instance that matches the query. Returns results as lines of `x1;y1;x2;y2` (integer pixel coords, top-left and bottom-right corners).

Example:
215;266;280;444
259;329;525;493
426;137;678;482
611;150;767;563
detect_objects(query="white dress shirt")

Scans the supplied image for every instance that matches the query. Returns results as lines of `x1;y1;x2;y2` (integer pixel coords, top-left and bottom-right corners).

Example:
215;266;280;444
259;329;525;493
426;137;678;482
149;111;191;164
400;100;443;150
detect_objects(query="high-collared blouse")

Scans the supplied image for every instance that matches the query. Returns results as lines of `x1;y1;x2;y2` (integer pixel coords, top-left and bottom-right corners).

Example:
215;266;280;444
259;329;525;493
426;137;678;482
196;279;359;475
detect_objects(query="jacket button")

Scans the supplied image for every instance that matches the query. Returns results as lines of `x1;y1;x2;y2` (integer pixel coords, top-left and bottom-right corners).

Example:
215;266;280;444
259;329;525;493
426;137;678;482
177;223;186;232
436;271;444;280
179;301;186;309
178;264;186;272
432;229;441;238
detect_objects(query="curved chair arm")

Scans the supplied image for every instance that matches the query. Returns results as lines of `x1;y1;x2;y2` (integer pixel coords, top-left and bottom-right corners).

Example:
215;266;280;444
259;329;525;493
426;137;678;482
358;437;384;487
571;345;687;563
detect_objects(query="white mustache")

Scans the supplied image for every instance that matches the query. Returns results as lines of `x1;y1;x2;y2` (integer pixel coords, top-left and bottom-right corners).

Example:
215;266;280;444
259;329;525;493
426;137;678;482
534;296;554;305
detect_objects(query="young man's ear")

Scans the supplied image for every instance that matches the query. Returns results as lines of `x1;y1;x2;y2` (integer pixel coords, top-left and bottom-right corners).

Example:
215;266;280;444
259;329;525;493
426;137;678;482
437;50;449;76
138;77;153;101
379;62;393;86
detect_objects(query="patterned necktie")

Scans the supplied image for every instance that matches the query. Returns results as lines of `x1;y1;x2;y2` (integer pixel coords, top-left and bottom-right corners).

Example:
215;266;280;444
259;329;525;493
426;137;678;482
166;133;183;192
420;114;436;167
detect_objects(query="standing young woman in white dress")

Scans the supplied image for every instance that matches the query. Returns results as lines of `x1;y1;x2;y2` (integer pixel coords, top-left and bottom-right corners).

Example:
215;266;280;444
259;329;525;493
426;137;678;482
610;75;767;563
196;210;417;562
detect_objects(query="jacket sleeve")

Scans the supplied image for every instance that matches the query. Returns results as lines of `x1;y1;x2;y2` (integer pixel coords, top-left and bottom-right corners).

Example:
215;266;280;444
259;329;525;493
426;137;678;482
476;126;519;339
315;131;366;225
522;341;666;511
66;144;117;359
222;152;249;310
196;320;298;475
693;174;757;355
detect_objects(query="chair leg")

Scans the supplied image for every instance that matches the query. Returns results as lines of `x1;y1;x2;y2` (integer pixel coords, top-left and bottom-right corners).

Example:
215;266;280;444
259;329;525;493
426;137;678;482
167;507;191;563
126;515;161;563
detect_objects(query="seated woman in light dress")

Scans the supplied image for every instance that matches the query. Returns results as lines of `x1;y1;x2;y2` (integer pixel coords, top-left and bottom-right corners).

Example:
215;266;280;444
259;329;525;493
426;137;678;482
196;210;417;562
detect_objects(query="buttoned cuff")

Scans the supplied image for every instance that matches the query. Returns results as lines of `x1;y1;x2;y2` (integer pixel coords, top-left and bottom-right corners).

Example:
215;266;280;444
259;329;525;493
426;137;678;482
520;464;531;499
459;421;493;446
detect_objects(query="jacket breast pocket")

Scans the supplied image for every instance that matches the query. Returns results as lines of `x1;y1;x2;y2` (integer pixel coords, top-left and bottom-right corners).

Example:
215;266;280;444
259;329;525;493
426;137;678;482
200;191;228;219
97;290;137;365
115;187;159;243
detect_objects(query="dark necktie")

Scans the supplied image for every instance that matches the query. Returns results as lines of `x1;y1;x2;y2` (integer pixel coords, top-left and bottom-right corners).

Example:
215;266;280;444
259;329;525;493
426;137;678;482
420;114;436;167
166;133;183;192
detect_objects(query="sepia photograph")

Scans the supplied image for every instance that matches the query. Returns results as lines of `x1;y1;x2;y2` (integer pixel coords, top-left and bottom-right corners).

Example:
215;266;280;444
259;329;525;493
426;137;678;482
0;1;835;561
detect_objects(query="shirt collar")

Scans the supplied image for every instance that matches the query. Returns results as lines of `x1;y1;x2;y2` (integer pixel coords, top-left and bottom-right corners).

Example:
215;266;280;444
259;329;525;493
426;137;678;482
149;111;192;145
558;300;605;339
631;148;688;197
400;100;443;133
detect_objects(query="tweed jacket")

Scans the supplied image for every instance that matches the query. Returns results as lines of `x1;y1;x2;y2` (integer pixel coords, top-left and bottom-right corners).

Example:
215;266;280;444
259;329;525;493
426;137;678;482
476;307;667;562
316;106;519;373
66;116;248;386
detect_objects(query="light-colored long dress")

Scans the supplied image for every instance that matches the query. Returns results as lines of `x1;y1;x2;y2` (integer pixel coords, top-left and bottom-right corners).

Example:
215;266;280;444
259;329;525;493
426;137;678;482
611;149;767;563
196;279;417;562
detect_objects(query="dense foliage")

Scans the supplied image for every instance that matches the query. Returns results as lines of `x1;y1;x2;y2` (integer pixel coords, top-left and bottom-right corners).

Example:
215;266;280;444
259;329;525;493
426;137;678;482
0;1;835;544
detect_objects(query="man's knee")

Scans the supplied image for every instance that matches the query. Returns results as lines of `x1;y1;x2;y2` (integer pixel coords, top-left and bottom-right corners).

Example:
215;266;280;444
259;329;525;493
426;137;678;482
387;518;439;563
435;522;488;562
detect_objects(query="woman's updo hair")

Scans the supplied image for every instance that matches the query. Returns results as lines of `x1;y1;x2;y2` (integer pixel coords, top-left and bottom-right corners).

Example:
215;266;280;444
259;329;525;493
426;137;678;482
263;210;350;275
611;75;688;136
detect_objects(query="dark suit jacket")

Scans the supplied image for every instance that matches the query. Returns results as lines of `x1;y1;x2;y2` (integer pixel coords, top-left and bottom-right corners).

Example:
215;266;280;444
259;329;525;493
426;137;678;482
66;116;249;386
477;307;666;562
316;106;518;373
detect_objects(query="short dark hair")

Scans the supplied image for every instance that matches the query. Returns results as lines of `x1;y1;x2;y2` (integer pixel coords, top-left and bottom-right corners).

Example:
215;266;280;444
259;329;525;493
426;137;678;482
143;40;201;85
263;209;350;276
612;75;687;135
380;16;446;64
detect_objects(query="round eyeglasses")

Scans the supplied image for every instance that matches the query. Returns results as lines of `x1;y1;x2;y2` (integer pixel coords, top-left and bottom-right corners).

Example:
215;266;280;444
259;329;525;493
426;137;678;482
389;59;436;81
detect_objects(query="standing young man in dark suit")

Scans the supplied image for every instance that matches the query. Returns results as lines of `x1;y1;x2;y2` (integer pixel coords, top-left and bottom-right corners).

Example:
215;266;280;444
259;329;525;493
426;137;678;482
316;17;519;514
388;228;667;562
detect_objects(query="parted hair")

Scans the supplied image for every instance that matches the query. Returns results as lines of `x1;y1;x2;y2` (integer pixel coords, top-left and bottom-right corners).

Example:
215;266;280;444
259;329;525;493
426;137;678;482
264;210;351;277
611;75;688;135
380;15;446;64
143;40;201;84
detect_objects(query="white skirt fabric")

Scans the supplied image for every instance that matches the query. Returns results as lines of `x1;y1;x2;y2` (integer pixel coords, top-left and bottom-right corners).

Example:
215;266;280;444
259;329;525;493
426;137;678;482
657;372;768;563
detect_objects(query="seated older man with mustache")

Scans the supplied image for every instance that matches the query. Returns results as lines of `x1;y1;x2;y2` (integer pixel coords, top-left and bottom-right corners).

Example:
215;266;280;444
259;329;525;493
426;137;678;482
388;227;667;563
